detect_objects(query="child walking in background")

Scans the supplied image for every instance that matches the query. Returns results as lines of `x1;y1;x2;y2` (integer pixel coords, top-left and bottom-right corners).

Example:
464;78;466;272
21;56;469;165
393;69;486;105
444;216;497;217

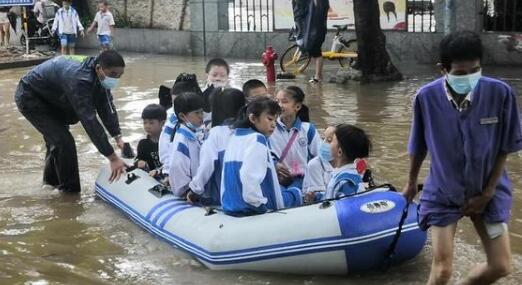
221;97;302;216
87;0;115;51
135;104;166;176
168;92;205;197
270;86;320;190
52;0;84;55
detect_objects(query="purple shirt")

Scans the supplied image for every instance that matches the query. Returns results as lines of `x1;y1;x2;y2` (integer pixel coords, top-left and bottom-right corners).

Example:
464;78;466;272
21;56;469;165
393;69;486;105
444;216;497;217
408;76;522;223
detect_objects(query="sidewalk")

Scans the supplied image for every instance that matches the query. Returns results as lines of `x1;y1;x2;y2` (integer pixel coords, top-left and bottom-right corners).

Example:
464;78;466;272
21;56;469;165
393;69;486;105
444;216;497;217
0;46;55;70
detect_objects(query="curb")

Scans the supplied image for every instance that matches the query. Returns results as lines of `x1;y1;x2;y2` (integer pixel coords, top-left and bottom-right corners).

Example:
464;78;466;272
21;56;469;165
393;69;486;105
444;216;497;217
0;57;53;70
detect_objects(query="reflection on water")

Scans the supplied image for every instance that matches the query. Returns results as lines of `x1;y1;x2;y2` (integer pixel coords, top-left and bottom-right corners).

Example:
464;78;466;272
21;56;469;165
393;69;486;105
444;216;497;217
0;53;521;284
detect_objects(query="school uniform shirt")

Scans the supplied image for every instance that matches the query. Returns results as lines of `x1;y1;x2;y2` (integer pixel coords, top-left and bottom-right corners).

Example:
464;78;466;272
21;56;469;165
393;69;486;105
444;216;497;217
408;76;522;229
52;7;83;35
221;128;285;215
269;118;320;176
158;108;177;173
189;125;234;205
302;156;334;193
94;11;115;36
325;163;364;199
168;124;202;197
135;136;161;171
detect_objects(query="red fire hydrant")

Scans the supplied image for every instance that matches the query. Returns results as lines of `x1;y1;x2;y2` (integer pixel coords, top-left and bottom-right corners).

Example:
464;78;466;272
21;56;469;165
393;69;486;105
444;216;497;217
262;46;278;83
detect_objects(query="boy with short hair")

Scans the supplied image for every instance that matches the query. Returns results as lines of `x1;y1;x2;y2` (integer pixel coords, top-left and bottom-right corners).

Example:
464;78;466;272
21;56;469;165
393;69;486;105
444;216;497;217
404;31;521;285
87;0;115;51
135;104;167;176
242;79;268;100
52;0;84;55
205;58;230;88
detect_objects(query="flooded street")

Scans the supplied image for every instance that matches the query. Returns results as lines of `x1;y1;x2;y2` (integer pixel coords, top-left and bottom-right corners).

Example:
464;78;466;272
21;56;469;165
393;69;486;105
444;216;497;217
0;53;521;284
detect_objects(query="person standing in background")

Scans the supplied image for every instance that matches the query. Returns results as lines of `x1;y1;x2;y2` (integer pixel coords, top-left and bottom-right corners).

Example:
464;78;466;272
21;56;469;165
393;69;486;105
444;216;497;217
87;0;115;51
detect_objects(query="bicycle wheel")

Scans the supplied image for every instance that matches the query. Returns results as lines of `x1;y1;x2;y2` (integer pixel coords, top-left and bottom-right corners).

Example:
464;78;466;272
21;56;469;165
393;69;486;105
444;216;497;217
339;39;358;68
280;44;311;74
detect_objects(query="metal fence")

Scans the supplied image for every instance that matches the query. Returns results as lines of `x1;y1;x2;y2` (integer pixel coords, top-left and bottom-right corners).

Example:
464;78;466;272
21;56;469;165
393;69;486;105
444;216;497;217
227;0;274;32
483;0;522;32
407;0;436;32
225;0;436;33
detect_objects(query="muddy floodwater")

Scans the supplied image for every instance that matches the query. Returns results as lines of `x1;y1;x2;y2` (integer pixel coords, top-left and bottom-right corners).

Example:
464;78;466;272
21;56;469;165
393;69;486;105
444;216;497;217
0;53;521;284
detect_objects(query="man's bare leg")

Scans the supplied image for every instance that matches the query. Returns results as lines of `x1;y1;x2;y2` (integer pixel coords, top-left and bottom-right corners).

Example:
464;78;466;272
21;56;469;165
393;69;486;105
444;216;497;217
459;217;512;285
427;223;458;285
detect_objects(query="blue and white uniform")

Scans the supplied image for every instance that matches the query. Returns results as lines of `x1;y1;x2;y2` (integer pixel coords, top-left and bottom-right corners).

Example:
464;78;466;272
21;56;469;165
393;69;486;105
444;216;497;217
221;128;285;216
302;156;334;193
168;124;202;197
269;118;320;187
189;124;234;205
325;164;365;199
159;107;178;174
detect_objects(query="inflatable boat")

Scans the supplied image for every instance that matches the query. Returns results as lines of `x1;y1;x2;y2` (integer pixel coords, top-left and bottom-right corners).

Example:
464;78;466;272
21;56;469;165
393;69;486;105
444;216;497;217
95;166;427;275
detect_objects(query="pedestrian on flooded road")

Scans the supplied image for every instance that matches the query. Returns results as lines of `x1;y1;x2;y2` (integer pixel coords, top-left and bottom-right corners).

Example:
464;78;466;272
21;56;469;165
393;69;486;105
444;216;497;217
15;50;129;193
403;31;522;285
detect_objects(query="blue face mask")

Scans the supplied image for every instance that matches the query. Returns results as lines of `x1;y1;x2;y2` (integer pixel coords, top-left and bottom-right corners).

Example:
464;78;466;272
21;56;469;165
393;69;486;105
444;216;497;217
186;122;203;132
101;76;119;90
98;66;120;90
446;70;481;95
318;141;333;162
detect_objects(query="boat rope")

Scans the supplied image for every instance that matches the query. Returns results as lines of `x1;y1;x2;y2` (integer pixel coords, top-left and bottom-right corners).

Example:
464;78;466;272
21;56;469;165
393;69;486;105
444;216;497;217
382;198;410;271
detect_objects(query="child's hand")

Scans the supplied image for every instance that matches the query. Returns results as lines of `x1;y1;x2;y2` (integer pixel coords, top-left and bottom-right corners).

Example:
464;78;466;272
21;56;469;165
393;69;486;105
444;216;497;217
186;190;198;204
148;169;158;177
276;163;292;187
304;192;316;204
136;160;147;169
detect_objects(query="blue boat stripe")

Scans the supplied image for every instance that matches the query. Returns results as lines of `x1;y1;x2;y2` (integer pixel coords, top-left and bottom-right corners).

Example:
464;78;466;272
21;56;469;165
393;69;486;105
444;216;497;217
146;198;182;220
159;205;192;228
151;201;188;225
95;184;420;264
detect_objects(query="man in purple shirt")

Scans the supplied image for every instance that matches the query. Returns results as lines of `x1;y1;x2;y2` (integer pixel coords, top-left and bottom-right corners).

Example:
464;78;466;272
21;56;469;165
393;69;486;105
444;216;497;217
403;31;522;285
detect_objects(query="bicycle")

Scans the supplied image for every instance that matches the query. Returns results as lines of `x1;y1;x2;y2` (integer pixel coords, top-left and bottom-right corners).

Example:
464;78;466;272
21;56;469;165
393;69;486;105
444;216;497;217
280;24;358;75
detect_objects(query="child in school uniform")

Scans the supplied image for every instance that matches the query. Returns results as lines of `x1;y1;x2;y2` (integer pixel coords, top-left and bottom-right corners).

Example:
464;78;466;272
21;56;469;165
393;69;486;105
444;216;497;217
158;74;202;176
188;88;246;205
242;79;268;101
205;58;230;88
324;124;371;199
87;0;115;51
135;104;167;176
52;0;84;55
168;92;205;197
202;58;231;127
221;97;302;216
303;126;336;203
270;86;320;190
403;31;521;285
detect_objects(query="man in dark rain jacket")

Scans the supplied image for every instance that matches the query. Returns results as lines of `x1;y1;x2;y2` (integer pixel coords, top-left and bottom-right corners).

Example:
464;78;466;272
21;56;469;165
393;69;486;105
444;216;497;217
15;50;128;192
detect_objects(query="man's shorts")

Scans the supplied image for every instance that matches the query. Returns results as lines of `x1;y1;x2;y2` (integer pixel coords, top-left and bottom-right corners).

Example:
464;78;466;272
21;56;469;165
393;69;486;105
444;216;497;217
59;34;76;47
98;35;112;48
